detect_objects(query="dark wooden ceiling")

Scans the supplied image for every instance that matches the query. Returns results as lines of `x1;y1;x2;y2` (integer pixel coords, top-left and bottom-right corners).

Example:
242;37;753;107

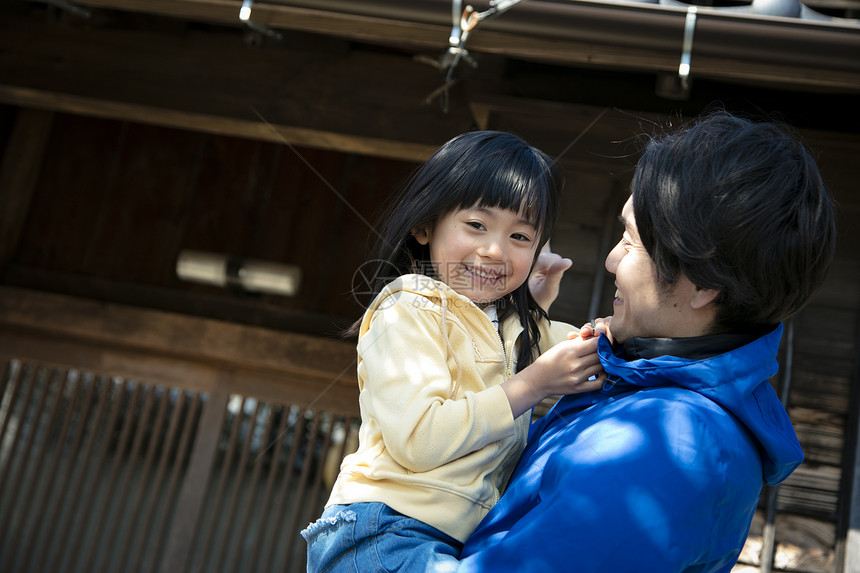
1;0;858;168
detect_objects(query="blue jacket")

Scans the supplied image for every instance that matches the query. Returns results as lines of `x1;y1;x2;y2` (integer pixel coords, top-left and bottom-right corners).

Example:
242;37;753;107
458;324;803;572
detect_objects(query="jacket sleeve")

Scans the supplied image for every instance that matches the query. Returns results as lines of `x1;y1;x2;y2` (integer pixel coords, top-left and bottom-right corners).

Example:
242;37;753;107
537;317;578;352
357;292;515;473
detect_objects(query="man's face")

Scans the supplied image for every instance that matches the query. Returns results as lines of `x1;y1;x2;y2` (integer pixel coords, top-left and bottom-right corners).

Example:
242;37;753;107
604;197;710;343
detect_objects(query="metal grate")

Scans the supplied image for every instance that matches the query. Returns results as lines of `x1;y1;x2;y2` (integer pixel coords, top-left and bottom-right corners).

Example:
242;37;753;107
0;358;359;573
184;399;352;573
0;359;202;573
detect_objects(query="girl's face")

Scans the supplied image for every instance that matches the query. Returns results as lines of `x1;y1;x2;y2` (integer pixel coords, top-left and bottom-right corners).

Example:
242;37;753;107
413;205;540;305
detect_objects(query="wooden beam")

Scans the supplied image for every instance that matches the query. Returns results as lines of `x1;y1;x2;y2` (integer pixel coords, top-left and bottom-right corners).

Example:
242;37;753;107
4;265;356;338
0;11;473;160
67;0;451;50
48;0;860;90
0;108;54;276
0;286;357;389
0;85;436;162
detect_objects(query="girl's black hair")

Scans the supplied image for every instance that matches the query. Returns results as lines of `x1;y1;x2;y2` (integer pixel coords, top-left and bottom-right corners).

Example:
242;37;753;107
351;130;564;370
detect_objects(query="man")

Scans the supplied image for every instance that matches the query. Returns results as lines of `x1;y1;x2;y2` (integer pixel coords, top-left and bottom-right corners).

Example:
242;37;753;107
457;111;836;572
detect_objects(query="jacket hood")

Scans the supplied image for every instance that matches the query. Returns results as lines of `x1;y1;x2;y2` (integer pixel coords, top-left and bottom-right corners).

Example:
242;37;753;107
367;274;526;342
599;323;803;485
369;274;477;314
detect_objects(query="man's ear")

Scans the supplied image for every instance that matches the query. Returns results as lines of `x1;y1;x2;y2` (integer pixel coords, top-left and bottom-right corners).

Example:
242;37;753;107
411;226;430;245
691;287;720;310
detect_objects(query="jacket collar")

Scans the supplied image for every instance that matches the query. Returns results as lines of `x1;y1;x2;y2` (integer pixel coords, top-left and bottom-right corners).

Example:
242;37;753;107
592;323;802;484
619;326;777;361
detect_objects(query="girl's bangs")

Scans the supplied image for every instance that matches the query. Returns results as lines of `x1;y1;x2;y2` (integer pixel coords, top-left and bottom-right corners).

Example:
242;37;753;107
468;166;549;234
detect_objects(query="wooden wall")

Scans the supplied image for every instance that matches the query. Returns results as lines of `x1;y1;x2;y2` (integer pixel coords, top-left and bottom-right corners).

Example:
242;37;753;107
0;105;637;335
1;108;418;335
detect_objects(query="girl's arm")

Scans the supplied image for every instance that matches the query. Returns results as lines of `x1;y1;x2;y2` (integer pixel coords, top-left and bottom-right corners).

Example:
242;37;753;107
501;331;603;418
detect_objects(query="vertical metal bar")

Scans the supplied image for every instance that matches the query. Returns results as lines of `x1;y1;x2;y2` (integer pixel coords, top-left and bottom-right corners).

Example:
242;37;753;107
0;358;17;423
0;363;39;519
227;401;277;573
0;365;51;569
0;361;28;426
41;375;112;572
27;369;94;573
64;377;127;571
111;384;172;572
129;388;187;572
191;394;245;573
761;319;795;573
260;405;304;571
836;309;860;573
40;371;99;571
303;411;336;528
212;399;263;572
160;390;228;573
146;391;202;573
90;382;157;573
0;361;28;550
11;368;65;571
80;379;142;572
246;404;290;573
280;409;321;571
295;411;338;571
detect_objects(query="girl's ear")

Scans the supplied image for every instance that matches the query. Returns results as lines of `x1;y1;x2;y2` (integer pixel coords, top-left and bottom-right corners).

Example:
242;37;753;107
411;226;431;245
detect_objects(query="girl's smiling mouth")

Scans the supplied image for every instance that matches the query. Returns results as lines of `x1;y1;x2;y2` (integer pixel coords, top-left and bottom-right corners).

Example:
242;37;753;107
464;264;505;285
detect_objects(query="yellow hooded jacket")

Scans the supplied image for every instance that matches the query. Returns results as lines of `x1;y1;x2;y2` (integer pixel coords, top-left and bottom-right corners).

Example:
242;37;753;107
326;274;576;542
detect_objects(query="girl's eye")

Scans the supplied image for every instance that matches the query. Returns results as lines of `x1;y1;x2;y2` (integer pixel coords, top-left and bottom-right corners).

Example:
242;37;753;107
511;233;531;242
467;221;486;231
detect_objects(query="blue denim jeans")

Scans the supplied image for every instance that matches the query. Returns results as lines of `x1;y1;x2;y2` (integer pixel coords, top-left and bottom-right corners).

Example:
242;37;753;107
301;502;462;573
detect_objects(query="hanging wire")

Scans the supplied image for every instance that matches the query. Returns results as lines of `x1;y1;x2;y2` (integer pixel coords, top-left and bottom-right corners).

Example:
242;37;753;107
44;0;91;18
422;0;525;112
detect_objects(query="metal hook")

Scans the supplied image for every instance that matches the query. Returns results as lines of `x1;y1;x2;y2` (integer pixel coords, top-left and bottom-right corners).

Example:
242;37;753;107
656;5;697;100
239;0;283;42
449;0;464;51
678;6;698;92
426;0;524;112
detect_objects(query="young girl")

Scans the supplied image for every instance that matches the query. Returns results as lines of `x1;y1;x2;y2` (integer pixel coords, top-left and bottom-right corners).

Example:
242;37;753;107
301;131;603;572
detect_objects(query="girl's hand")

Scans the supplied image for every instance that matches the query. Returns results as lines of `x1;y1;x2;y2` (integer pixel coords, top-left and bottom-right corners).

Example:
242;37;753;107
578;316;612;344
502;334;603;418
529;243;573;313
